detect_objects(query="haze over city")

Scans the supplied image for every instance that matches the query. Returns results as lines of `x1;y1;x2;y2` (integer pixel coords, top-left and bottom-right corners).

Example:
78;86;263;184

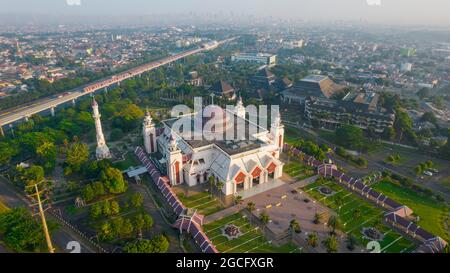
0;0;450;26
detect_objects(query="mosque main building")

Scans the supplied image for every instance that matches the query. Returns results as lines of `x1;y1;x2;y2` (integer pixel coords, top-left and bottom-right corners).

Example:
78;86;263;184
142;98;285;196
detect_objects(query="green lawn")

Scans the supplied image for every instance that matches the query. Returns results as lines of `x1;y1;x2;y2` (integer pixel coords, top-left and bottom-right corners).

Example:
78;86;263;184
204;213;301;253
301;179;417;253
284;161;315;181
178;191;223;216
284;126;315;146
372;179;449;242
113;152;141;171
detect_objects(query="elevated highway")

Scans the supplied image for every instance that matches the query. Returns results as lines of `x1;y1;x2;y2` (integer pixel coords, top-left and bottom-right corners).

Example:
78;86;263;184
0;37;236;135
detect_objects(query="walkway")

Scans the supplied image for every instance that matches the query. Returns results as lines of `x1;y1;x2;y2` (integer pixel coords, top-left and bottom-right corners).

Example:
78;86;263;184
237;179;285;200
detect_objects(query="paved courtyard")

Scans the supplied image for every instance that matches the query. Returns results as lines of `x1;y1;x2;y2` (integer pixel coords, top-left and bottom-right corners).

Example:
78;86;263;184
245;182;331;236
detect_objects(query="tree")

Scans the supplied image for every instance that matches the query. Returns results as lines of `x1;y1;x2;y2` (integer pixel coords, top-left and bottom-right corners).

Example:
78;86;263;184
307;232;318;248
119;218;134;238
0;141;19;165
335;125;364;150
92;181;105;197
234;195;243;206
289;219;301;234
99;222;114;241
260;211;270;226
65;142;89;173
346;235;357;251
130;193;143;208
90;203;102;219
247;202;256;213
0;208;45;252
420;112;437;125
100;167;128;194
113;104;144;131
415;165;423;176
208;176;215;198
327;215;341;235
313;212;322;224
82;184;95;202
440;127;450;160
323;235;338;253
17;165;45;189
111;200;120;216
134;213;153;238
394;110;415;143
109;128;124;141
122;235;169;253
216;181;224;202
102;200;111;217
383;127;396;141
36;141;57;172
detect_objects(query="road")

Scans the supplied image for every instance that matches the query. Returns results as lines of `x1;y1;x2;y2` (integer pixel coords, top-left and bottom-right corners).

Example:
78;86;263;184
0;176;97;253
0;37;237;129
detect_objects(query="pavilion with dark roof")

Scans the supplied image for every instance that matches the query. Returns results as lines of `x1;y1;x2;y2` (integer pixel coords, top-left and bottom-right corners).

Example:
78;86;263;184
281;75;345;104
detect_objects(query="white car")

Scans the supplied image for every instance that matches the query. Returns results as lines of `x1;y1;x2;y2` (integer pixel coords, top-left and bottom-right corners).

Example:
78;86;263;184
423;171;433;176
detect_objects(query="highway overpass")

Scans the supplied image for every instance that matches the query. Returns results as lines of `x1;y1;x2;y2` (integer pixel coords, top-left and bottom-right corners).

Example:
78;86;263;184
0;37;236;136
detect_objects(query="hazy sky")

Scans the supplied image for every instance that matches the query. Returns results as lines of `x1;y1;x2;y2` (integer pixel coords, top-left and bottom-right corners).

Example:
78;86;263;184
1;0;449;26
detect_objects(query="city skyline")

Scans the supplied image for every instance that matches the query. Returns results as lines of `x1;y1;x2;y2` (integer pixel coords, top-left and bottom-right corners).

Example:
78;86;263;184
0;0;449;27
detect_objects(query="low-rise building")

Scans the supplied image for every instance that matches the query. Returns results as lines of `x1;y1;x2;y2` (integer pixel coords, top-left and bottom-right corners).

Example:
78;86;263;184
281;75;346;104
231;53;277;66
304;91;395;133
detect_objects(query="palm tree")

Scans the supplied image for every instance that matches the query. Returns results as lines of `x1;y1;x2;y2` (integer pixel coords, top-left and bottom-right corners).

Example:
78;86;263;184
260;211;270;226
247;202;256;213
307;233;318;248
234;195;243;207
208;176;215;198
216;181;224;204
323;235;338;253
346;235;357;251
327;215;341;235
287;148;293;165
313;212;322;225
289;219;301;234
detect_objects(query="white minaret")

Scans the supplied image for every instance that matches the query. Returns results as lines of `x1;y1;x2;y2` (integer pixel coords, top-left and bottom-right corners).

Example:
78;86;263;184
167;138;183;186
235;96;246;119
270;111;284;159
92;98;111;160
143;110;157;154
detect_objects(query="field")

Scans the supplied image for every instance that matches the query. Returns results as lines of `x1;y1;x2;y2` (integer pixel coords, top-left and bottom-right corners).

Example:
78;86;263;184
178;191;223;216
372;179;449;242
203;213;301;253
284;126;314;146
112;152;141;171
284;161;315;181
301;179;417;253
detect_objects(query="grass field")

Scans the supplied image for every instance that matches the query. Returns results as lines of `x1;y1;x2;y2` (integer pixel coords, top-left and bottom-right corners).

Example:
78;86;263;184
113;152;141;171
372;179;449;242
204;213;301;253
178;191;223;216
301;179;417;253
284;126;315;146
284;161;315;181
